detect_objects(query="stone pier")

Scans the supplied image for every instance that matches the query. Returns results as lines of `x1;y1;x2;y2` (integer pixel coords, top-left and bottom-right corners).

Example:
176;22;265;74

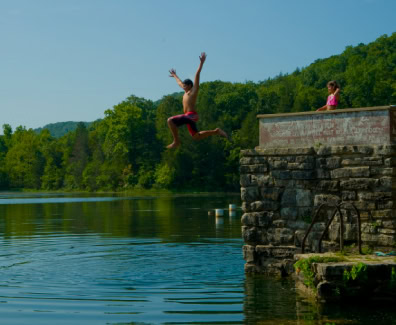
241;106;396;275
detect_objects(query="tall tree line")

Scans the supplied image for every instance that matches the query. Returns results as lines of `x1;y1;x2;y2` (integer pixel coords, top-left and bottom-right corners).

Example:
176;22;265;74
1;33;395;192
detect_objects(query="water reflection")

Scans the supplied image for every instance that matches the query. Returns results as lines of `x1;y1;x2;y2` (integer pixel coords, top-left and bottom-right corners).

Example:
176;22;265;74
0;194;242;241
0;192;245;325
244;275;297;324
243;274;396;325
215;215;224;228
1;192;396;324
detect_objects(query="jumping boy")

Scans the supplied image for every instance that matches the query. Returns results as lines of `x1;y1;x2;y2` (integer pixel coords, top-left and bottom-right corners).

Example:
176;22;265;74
167;52;228;149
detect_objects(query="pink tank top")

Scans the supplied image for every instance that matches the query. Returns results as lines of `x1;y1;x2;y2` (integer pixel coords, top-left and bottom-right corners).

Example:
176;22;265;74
326;94;338;106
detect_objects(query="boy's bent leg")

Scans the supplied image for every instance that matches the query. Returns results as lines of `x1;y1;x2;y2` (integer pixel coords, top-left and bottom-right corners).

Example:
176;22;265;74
192;130;217;140
192;128;228;141
167;118;180;148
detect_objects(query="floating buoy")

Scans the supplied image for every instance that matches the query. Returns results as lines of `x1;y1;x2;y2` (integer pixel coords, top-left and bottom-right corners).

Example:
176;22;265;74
229;204;236;210
215;209;224;217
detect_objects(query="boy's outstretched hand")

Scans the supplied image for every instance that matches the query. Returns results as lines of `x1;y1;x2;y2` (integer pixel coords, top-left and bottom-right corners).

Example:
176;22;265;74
199;52;206;64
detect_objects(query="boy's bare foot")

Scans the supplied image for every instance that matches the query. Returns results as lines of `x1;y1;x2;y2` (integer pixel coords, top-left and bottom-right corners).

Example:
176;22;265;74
166;141;180;149
216;128;228;139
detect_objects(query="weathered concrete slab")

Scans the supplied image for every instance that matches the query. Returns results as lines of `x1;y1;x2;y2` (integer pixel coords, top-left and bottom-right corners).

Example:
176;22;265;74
294;252;396;302
258;106;396;148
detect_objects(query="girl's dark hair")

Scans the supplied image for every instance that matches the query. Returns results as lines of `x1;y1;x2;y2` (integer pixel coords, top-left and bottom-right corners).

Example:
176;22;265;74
327;80;339;89
183;79;193;87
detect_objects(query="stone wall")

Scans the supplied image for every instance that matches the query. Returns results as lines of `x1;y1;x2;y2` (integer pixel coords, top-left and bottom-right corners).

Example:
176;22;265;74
241;145;396;275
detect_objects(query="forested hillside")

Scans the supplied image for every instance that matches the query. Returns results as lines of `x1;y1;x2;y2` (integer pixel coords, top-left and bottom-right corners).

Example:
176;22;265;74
1;33;395;191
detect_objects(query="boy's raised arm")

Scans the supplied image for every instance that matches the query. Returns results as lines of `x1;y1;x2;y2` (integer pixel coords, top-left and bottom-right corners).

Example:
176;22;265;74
193;52;206;91
169;69;184;89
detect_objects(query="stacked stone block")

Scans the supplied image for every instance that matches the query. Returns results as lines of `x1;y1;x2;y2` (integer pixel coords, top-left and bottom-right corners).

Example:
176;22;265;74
241;145;396;275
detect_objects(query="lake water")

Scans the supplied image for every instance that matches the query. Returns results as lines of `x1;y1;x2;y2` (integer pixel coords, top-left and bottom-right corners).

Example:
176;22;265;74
0;192;395;325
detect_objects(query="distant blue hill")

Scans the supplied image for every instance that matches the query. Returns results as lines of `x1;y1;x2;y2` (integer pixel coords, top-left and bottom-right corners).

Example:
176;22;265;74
34;121;94;138
154;91;183;106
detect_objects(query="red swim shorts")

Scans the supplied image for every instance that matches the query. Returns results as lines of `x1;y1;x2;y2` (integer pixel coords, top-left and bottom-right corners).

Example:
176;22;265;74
169;111;199;136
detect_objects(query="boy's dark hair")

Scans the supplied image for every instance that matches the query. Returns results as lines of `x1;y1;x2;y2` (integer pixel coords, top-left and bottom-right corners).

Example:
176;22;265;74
183;79;193;87
327;80;339;89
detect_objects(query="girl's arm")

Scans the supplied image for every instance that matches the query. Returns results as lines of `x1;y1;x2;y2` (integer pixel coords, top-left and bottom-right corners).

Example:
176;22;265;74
334;87;341;100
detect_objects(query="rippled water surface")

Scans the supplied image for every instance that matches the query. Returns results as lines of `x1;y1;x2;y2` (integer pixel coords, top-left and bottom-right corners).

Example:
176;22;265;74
0;192;396;325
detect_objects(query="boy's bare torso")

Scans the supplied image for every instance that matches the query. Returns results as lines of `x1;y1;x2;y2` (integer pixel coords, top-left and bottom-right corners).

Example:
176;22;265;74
183;89;198;113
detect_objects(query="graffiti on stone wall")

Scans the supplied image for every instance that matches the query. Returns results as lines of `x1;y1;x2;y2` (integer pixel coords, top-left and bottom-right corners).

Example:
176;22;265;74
260;110;392;148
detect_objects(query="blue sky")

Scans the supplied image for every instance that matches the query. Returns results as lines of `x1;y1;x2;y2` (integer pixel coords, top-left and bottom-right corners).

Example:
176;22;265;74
1;0;395;130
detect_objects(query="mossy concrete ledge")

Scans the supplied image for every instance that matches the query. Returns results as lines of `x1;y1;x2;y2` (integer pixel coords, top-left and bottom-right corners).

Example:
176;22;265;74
294;253;396;302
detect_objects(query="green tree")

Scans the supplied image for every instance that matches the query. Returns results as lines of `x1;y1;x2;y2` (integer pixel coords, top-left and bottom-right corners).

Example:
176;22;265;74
5;127;44;188
39;129;64;190
64;122;90;189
